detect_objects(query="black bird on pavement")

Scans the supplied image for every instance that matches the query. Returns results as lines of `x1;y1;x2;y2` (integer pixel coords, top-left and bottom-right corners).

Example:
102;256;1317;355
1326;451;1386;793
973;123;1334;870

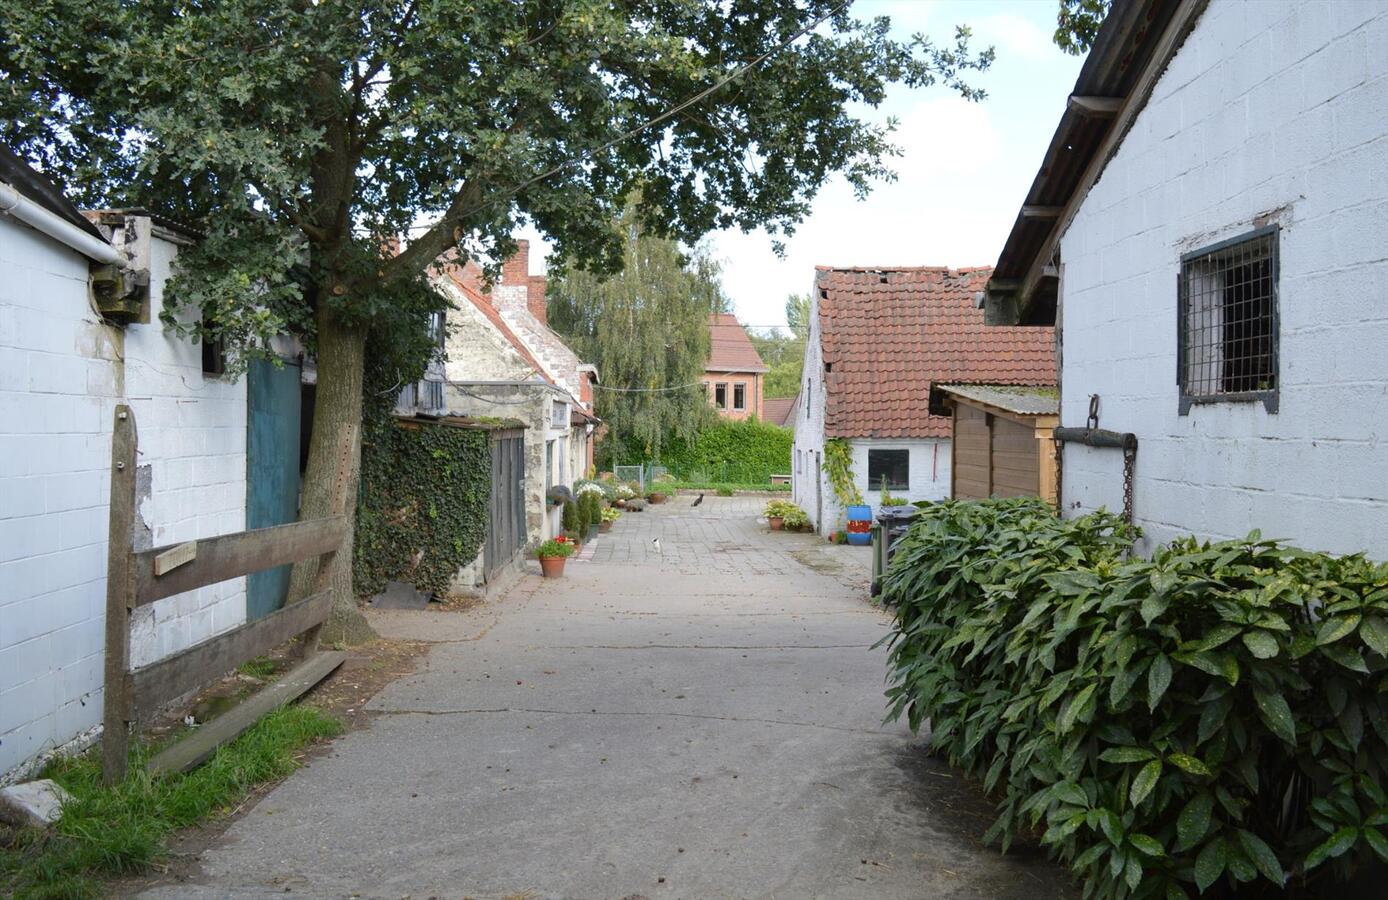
692;493;704;507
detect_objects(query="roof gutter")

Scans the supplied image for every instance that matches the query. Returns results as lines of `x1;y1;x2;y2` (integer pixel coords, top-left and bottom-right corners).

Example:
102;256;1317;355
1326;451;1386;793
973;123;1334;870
0;181;123;266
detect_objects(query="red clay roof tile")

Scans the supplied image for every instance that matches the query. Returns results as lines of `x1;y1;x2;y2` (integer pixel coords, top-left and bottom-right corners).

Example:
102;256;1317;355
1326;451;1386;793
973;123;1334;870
816;266;1054;439
707;313;767;373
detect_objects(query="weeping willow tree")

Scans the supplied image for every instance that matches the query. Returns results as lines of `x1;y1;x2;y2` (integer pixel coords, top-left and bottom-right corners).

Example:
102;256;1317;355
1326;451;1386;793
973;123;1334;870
549;208;721;467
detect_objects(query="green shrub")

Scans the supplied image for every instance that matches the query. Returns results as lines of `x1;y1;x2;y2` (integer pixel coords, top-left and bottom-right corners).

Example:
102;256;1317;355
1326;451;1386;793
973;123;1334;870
765;499;800;519
656;417;791;484
882;498;1388;898
562;499;581;534
581;491;602;529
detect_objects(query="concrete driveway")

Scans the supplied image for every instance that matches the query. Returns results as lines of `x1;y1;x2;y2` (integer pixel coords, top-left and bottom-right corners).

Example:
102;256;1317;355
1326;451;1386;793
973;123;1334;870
143;496;1074;899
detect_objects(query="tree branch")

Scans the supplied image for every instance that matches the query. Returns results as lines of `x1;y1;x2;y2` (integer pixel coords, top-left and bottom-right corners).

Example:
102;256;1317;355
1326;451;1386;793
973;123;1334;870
376;178;484;283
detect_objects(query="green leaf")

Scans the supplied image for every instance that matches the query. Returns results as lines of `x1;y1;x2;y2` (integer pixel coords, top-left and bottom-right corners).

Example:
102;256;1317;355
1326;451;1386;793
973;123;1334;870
1058;683;1096;734
1125;852;1144;890
1318;613;1361;645
1193;623;1242;652
1148;654;1173;711
1130;759;1162;807
1236;829;1284;886
1241;630;1279;659
1362;615;1388;656
1254;689;1297;744
1194;837;1228;892
1141;593;1169;625
1363;827;1388;863
1100;746;1156;764
1305;827;1359;870
1168;752;1213;776
1321;642;1371;673
1129;833;1165;857
1177;793;1214;851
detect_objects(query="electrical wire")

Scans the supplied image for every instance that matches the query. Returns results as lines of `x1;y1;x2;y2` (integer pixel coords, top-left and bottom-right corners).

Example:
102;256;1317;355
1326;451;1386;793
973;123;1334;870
407;1;850;235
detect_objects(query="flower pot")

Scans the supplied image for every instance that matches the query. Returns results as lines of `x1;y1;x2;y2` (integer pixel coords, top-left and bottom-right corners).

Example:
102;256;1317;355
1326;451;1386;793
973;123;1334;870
614;499;627;508
768;516;785;531
599;521;612;533
647;493;666;504
539;556;567;578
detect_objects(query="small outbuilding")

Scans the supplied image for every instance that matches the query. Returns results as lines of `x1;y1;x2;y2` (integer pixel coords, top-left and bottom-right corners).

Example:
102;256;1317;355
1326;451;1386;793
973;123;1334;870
931;384;1059;506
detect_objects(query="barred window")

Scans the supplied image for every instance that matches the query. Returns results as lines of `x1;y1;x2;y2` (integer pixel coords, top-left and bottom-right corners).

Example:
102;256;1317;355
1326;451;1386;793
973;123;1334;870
1178;226;1279;413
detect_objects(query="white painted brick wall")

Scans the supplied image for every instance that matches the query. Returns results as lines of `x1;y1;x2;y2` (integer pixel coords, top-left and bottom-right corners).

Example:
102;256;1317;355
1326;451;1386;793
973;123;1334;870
850;438;951;514
1;218;248;780
792;285;831;531
1057;0;1388;558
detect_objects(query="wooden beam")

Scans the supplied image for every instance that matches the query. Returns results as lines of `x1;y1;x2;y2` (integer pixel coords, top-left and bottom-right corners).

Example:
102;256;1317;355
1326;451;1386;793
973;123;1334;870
146;651;345;776
133;517;347;606
987;278;1021;292
102;405;138;784
1021;206;1064;219
1068;95;1124;117
128;589;333;720
1018;0;1210;318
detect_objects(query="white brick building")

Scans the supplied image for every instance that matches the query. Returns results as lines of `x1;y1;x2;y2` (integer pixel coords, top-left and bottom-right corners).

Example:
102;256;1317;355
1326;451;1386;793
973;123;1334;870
983;0;1388;558
1;154;250;780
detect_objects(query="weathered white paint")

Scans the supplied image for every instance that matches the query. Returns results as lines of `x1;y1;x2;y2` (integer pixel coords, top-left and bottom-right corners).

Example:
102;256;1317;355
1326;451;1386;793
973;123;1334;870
1056;0;1388;557
850;437;951;512
791;286;830;531
1;214;247;781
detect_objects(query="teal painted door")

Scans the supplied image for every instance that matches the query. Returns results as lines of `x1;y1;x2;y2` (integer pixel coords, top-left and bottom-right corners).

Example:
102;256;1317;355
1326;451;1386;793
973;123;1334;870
246;357;302;619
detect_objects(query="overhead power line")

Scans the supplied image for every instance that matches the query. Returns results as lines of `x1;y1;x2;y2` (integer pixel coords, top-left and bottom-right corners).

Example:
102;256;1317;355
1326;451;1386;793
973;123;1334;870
408;0;851;235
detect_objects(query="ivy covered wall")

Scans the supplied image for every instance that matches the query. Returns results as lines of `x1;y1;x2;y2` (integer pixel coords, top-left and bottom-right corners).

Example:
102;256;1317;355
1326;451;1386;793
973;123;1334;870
354;417;491;597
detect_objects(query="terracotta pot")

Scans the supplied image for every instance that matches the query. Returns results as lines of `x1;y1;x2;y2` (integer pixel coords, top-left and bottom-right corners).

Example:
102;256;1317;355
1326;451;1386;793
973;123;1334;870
614;499;626;508
648;493;666;504
599;521;613;533
539;556;567;578
768;516;785;531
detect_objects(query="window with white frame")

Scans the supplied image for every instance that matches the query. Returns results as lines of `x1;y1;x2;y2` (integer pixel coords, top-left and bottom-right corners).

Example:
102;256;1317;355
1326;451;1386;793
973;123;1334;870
714;383;728;409
551;399;569;428
1178;226;1279;413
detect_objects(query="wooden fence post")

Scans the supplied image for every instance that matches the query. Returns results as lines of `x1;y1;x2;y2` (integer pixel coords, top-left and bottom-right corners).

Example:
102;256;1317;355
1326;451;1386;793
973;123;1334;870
102;405;138;784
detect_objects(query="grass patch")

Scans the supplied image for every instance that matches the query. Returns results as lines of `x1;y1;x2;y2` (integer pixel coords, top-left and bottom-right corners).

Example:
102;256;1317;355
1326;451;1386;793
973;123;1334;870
236;656;277;679
1;705;342;899
668;481;790;493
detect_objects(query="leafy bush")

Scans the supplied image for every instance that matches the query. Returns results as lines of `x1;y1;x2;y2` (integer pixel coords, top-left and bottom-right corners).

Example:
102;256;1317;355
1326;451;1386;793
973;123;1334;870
765;499;799;519
656;417;791;484
716;487;734;497
536;539;575;558
562;500;581;534
670;480;790;493
879;475;908;506
600;507;621;523
782;506;809;530
882;498;1388;898
581;491;603;529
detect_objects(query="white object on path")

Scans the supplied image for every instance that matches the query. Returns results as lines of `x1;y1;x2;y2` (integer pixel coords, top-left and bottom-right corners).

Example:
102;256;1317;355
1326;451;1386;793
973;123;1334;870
0;779;73;829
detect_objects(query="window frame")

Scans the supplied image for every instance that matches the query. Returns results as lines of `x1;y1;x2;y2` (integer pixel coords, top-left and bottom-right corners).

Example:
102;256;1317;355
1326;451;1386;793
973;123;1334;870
1177;224;1280;415
867;448;910;492
714;382;728;409
732;382;746;411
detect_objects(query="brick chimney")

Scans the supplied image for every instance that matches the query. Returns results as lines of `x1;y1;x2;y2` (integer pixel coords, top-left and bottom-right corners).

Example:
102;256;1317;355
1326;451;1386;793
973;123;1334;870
501;239;529;288
528;275;548;325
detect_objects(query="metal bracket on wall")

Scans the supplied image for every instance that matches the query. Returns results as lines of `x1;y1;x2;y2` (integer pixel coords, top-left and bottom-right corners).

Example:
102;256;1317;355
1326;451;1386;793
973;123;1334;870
1052;412;1139;525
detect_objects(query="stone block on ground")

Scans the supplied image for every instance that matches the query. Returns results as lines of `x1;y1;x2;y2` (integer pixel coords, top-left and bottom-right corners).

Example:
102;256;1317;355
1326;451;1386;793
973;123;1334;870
0;778;72;829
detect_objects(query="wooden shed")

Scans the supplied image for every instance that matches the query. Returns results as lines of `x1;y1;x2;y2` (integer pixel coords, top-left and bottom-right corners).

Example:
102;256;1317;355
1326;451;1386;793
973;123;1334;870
933;385;1060;506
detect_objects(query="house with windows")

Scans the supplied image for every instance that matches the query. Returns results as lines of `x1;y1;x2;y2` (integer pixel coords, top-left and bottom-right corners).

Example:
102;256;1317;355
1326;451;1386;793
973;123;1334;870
981;0;1388;558
703;312;767;420
433;243;598;542
792;265;1055;533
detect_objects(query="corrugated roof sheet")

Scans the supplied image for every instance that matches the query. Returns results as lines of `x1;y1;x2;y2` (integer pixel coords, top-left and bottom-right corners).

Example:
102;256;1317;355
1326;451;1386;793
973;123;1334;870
938;383;1060;416
817;266;1055;439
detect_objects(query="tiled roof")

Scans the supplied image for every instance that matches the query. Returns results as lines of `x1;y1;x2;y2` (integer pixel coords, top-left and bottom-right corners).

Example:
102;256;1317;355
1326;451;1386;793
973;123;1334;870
444;272;554;385
707;313;767;373
761;396;796;427
816;266;1055;439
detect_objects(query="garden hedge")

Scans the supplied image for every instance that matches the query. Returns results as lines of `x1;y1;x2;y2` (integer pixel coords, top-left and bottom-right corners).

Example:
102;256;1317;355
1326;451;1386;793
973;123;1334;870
354;419;490;597
881;498;1388;898
655;417;791;484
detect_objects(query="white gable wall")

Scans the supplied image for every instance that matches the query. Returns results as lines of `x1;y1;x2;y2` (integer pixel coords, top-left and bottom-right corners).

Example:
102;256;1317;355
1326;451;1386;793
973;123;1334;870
0;216;247;781
792;286;830;531
1057;0;1388;556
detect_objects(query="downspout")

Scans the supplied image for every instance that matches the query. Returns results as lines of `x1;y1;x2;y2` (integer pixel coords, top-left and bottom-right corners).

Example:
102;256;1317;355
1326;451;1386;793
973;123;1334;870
0;182;123;265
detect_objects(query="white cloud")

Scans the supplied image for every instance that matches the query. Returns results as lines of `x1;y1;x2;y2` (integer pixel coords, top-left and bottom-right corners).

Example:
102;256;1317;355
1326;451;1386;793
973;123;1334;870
974;11;1058;63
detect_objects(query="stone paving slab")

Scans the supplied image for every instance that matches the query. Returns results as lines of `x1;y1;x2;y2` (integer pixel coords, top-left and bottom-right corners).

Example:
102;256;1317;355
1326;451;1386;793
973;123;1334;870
137;496;1074;899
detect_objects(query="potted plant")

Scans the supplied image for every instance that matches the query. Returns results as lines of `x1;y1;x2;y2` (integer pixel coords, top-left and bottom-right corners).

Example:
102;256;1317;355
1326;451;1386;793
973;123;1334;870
879;476;907;507
647;484;670;504
536;539;575;577
765;499;799;531
783;506;810;531
599;507;621;533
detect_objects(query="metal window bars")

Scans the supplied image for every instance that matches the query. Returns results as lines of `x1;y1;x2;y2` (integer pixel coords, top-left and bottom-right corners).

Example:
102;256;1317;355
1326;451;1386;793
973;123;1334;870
1178;225;1279;414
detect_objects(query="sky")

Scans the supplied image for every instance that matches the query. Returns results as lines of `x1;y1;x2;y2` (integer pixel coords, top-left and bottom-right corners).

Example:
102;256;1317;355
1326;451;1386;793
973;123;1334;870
522;0;1085;332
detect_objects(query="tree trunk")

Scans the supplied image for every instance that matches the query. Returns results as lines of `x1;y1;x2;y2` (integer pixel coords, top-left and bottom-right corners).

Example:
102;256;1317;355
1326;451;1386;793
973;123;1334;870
290;303;377;646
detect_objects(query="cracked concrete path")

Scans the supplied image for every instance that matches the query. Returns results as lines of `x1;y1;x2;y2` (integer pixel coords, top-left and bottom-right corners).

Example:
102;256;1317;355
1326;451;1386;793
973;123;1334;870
141;497;1074;899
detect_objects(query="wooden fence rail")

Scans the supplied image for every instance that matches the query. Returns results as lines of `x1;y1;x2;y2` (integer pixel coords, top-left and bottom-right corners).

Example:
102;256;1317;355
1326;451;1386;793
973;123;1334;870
102;405;350;783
